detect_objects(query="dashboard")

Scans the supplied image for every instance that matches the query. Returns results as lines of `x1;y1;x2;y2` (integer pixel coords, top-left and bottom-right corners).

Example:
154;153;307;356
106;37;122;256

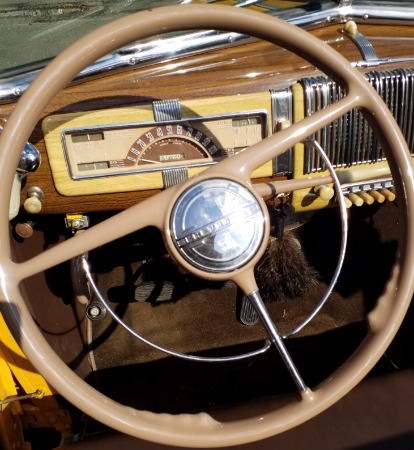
4;20;414;216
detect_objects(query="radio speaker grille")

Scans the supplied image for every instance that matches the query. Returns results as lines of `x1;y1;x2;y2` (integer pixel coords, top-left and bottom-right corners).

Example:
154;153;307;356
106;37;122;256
302;69;414;173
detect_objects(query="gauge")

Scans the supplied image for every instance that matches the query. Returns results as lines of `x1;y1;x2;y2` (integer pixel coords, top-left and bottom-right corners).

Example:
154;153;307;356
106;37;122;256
122;124;216;167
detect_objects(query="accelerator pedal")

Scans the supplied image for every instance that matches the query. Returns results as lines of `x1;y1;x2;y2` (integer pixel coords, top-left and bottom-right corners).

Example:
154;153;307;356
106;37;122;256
239;295;259;325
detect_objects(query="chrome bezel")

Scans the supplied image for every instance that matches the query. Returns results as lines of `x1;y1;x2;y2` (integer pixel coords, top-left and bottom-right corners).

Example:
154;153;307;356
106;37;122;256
60;110;268;181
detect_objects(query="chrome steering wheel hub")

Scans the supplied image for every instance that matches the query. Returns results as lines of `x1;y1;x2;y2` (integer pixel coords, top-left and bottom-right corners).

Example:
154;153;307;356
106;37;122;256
170;178;265;272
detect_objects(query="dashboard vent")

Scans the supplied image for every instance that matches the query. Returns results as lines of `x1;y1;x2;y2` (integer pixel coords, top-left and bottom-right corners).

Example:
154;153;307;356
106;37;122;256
302;69;414;173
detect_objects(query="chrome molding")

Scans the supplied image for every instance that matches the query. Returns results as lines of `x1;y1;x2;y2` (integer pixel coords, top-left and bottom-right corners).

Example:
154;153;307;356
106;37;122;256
152;99;182;122
0;30;251;104
270;88;293;176
341;177;394;196
2;1;414;104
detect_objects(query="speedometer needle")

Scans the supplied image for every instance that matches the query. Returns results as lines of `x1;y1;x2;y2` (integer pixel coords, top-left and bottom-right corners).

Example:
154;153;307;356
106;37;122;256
139;159;161;164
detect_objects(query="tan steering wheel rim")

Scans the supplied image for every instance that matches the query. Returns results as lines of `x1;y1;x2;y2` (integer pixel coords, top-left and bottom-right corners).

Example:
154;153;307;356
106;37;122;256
1;5;414;448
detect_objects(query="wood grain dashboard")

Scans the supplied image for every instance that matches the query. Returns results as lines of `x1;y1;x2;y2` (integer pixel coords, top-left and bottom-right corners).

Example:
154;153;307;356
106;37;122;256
2;23;414;215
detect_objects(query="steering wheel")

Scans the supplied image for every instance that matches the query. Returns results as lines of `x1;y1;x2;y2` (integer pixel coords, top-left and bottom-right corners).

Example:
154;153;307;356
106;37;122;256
1;5;414;448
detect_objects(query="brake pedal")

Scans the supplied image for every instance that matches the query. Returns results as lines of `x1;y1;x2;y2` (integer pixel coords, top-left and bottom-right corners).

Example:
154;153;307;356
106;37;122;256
135;281;174;302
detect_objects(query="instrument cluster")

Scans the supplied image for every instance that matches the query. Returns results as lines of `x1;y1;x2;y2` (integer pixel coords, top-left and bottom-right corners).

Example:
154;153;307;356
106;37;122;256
42;97;272;196
63;114;266;180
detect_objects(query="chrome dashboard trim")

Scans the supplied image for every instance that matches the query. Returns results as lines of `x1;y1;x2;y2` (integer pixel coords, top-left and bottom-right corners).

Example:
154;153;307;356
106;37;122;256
340;177;394;195
1;1;414;104
270;88;293;176
0;30;251;104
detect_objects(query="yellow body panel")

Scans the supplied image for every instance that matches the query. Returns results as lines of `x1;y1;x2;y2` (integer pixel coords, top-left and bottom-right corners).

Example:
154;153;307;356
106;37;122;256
0;314;53;398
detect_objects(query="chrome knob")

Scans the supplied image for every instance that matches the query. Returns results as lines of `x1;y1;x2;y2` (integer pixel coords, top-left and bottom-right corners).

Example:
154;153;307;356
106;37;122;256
18;142;41;173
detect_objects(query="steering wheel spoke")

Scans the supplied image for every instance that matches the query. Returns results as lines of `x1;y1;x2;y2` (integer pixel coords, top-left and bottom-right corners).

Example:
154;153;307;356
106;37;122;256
210;93;362;181
13;188;177;281
246;290;308;392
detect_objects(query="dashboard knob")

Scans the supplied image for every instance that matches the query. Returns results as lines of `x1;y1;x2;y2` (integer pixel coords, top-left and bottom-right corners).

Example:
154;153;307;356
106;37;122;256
342;196;353;208
15;222;34;238
24;186;44;214
18;142;41;173
347;192;364;207
358;191;374;205
369;190;385;203
24;196;42;214
380;188;396;202
315;184;334;201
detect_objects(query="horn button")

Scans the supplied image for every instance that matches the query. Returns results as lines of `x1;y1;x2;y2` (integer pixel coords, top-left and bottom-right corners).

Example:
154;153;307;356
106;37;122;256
170;178;266;272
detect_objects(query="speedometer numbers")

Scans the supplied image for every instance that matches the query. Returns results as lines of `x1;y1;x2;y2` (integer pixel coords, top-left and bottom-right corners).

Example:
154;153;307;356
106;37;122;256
123;124;217;167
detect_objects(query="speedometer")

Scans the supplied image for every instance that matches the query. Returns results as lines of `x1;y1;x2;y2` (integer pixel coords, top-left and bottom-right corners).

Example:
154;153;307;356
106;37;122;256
125;124;216;167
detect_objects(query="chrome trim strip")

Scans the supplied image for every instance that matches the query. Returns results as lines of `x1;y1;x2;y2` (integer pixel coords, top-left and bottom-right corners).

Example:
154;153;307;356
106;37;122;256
2;1;414;103
341;177;394;194
270;88;293;176
0;30;251;104
152;99;182;122
162;167;189;188
353;57;414;68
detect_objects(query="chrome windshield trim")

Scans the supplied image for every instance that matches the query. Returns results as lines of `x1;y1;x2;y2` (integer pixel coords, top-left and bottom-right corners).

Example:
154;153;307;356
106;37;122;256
1;1;414;104
0;30;252;104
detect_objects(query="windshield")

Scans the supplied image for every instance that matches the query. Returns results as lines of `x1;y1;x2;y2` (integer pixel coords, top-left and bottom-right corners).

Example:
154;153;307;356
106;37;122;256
0;0;177;75
1;0;413;103
0;0;312;76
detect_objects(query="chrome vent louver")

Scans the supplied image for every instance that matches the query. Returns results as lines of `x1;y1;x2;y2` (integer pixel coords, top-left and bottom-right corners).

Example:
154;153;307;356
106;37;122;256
302;69;414;174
